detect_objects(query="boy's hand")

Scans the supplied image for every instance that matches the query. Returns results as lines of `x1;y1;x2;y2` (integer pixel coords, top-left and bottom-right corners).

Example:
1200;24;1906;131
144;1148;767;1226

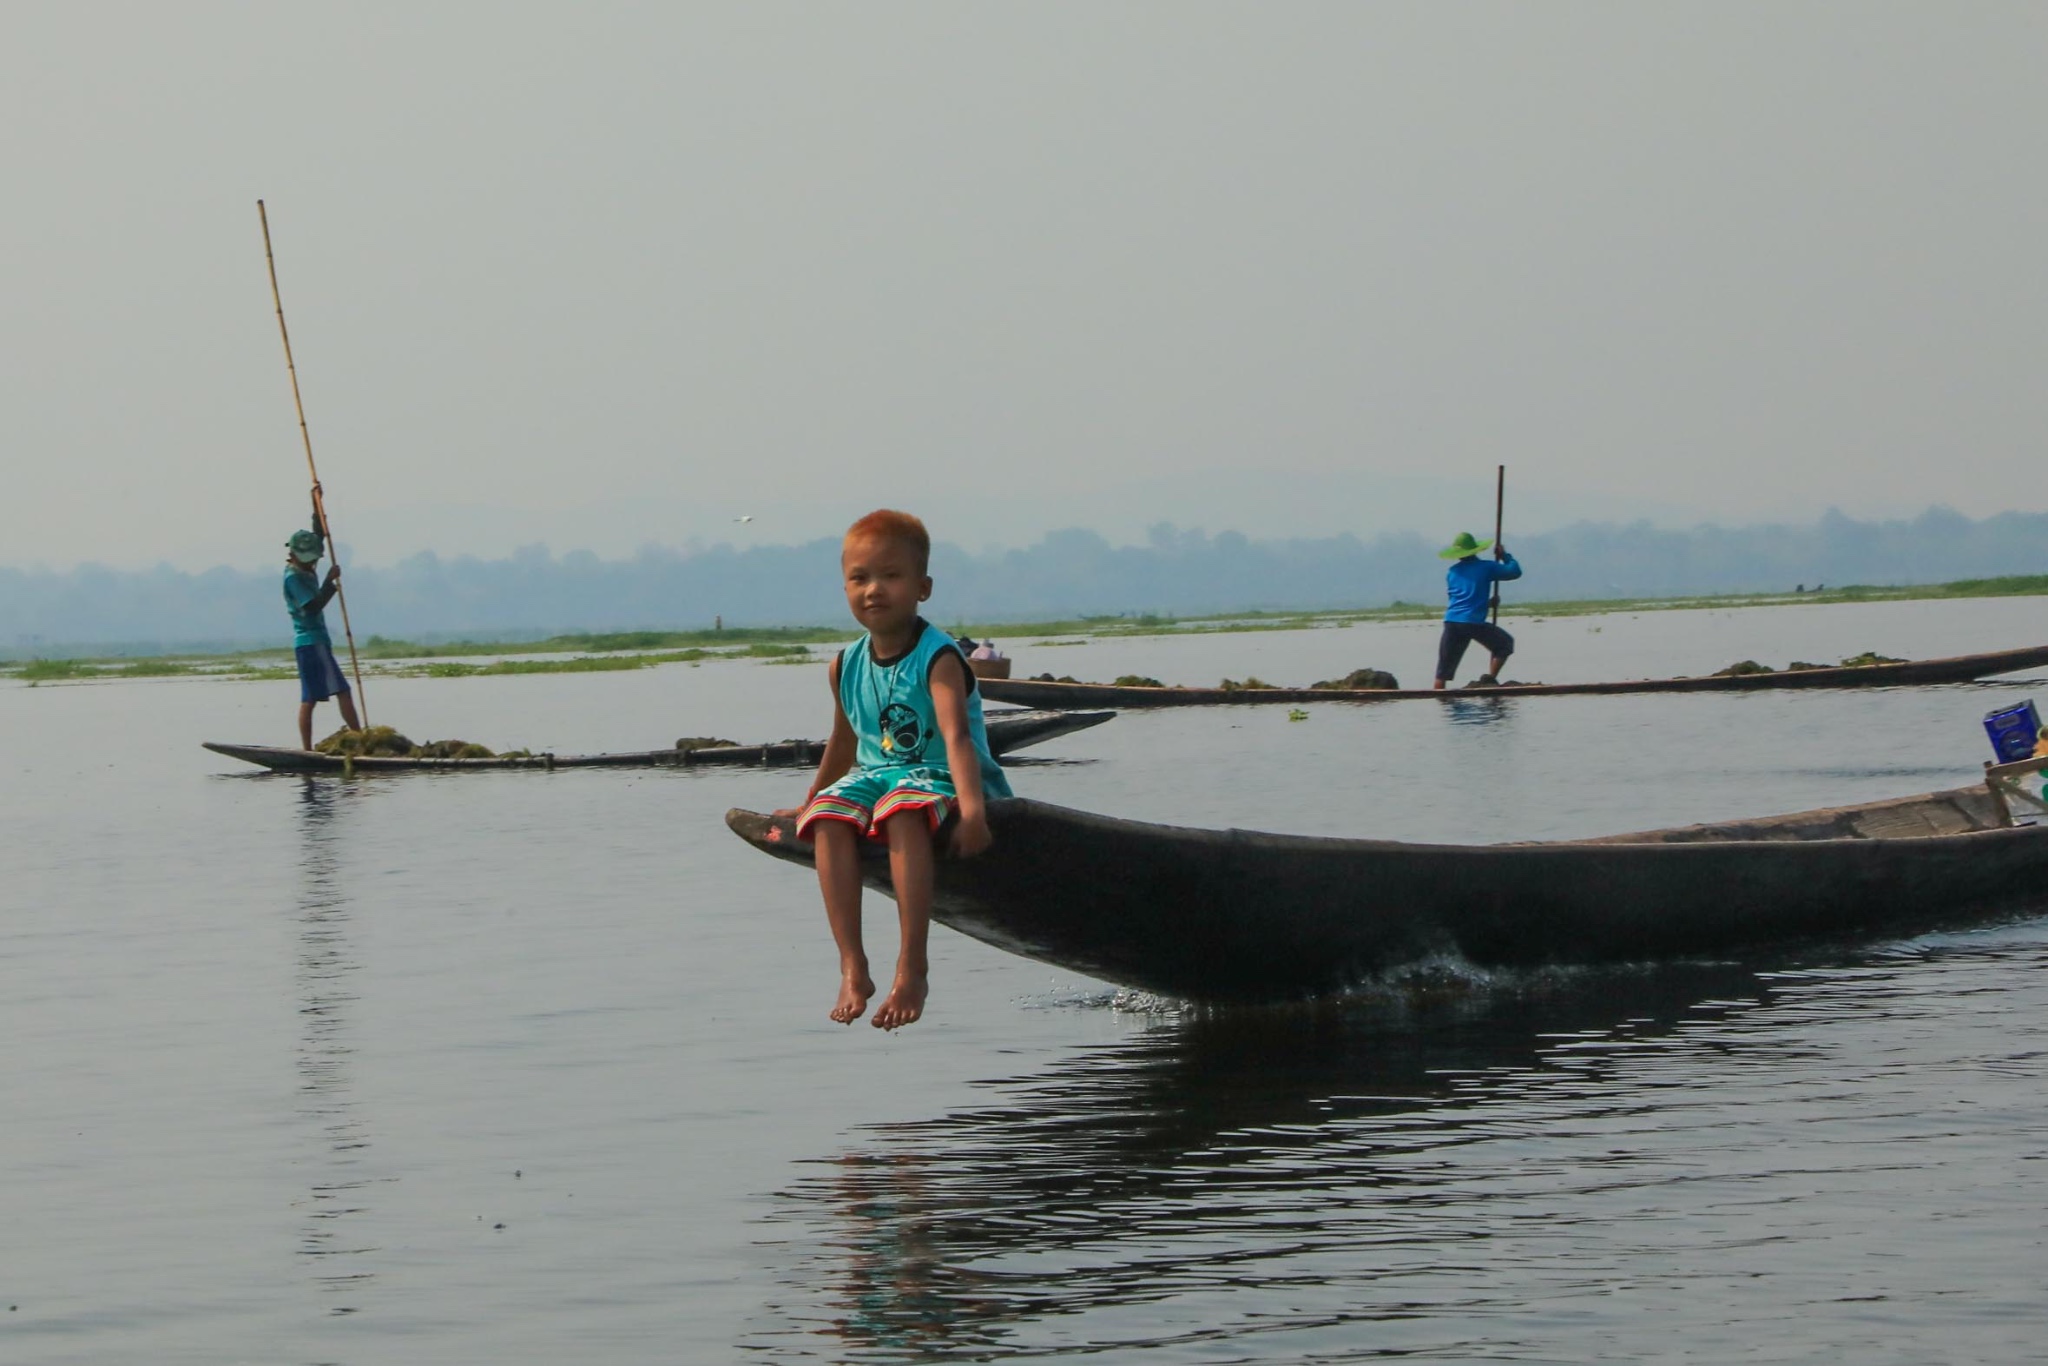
324;564;341;586
950;810;993;858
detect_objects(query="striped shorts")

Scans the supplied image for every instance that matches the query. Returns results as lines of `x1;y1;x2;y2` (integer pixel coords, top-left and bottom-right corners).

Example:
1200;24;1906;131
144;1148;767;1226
796;766;958;841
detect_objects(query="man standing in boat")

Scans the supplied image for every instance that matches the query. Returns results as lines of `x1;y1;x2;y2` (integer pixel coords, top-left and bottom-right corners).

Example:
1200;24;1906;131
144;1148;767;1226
284;489;362;749
1433;532;1522;689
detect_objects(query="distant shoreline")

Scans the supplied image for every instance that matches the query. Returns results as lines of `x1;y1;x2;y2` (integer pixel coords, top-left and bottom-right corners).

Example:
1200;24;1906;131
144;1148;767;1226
7;572;2045;684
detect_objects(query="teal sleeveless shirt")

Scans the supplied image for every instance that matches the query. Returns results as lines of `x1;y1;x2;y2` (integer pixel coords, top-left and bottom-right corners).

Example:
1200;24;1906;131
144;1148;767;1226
838;620;1013;799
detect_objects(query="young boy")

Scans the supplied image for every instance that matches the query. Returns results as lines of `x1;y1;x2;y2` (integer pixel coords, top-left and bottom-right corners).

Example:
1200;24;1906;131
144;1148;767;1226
784;509;1012;1030
283;492;362;749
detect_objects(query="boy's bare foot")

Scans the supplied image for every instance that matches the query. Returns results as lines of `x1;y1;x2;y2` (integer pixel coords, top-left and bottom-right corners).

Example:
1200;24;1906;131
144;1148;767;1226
871;972;928;1030
830;971;875;1025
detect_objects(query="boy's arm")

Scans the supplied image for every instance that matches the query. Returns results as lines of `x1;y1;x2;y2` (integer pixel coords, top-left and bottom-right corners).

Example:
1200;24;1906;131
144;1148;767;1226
929;651;992;857
777;655;855;818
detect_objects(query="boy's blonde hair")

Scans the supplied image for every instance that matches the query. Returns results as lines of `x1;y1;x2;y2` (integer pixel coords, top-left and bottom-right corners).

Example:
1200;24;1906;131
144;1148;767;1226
845;509;931;574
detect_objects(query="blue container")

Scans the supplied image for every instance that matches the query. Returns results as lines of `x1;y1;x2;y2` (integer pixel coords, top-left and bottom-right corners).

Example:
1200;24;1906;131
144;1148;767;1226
1984;699;2041;764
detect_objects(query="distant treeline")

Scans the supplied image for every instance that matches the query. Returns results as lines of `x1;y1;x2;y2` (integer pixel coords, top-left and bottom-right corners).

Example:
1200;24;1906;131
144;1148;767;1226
5;506;2043;655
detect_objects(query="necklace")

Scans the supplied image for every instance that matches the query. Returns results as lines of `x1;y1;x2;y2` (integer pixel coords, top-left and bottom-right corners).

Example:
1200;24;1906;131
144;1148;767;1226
866;635;910;754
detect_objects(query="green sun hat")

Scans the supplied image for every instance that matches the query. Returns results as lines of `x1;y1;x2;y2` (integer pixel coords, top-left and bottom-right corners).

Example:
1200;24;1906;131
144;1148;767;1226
287;529;325;564
1439;531;1492;560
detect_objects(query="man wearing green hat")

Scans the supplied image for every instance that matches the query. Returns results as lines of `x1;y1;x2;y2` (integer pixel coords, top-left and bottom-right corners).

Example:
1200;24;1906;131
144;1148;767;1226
1433;532;1522;689
283;492;361;748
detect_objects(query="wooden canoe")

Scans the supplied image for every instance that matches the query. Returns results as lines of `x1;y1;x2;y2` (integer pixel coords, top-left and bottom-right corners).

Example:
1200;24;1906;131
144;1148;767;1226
980;642;2048;709
726;775;2048;1002
203;707;1112;774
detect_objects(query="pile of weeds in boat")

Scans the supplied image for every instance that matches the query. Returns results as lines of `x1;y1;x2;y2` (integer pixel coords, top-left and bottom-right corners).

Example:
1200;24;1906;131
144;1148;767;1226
315;726;524;759
1310;668;1401;690
1713;651;1908;677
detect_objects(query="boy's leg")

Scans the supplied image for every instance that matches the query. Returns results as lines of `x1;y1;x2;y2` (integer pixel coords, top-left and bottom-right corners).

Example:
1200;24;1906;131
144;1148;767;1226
871;810;936;1030
337;689;362;731
811;821;875;1024
298;701;316;750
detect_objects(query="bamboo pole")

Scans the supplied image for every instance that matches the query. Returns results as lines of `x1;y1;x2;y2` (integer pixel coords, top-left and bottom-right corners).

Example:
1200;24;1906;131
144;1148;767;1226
258;200;368;723
1489;463;1506;625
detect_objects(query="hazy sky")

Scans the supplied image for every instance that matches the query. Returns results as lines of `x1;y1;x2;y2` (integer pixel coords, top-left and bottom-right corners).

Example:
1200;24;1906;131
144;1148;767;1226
5;3;2044;570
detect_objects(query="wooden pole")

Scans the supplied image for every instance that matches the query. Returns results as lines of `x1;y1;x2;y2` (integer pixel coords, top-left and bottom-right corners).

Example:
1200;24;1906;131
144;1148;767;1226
1489;463;1506;625
258;200;368;723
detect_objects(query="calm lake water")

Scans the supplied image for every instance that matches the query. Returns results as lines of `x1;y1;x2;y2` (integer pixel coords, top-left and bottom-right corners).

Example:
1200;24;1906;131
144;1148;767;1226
4;596;2047;1364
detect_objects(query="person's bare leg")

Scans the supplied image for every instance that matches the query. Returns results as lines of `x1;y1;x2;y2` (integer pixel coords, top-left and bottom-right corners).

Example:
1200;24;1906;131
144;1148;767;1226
1489;654;1507;679
1431;678;1446;691
813;822;874;1023
872;811;934;1030
337;692;362;731
298;702;317;750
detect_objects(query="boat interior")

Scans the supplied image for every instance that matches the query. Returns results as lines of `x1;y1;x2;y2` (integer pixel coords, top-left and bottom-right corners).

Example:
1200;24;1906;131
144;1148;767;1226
1577;783;2013;845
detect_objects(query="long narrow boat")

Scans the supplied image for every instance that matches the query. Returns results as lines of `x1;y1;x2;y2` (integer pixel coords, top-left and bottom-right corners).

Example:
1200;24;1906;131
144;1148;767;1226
203;708;1112;774
726;770;2048;1002
980;642;2048;709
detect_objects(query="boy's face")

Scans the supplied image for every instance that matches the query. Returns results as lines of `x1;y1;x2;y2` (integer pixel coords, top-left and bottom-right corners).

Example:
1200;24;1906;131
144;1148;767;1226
841;533;931;636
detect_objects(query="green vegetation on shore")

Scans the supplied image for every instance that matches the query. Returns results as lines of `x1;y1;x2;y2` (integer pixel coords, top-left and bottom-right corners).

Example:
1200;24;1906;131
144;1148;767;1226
7;572;2045;683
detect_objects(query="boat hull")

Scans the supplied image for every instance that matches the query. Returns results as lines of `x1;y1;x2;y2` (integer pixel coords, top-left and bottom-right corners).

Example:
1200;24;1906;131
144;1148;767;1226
980;643;2048;709
725;787;2048;1001
203;708;1111;774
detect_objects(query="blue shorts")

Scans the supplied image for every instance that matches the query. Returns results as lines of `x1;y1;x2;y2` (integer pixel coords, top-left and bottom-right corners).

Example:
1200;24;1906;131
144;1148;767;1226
797;766;958;841
295;642;350;703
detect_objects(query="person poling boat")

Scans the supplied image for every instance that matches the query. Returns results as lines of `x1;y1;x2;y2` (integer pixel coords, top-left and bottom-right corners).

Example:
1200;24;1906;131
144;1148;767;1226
283;486;362;750
1432;531;1523;690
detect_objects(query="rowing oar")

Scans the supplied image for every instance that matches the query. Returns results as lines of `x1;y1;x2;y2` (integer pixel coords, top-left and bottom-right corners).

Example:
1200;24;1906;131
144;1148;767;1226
1489;463;1506;625
257;200;369;723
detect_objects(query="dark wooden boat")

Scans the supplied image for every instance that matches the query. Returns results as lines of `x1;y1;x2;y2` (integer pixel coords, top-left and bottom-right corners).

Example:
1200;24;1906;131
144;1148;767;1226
203;708;1112;774
980;642;2048;709
726;769;2048;1002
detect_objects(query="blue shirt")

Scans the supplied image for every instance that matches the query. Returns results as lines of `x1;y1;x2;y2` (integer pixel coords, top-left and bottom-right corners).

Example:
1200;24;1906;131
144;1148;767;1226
838;619;1013;798
1444;553;1521;623
282;567;332;647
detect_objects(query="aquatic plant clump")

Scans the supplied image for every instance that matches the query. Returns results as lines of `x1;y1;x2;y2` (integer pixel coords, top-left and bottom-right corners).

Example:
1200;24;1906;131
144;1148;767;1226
1218;677;1276;691
1310;668;1400;691
1716;651;1909;678
1111;675;1165;688
675;737;738;753
315;726;506;759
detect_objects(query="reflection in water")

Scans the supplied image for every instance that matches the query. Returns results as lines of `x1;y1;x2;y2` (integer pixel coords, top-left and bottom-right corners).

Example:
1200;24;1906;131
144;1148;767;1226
747;960;1833;1360
293;778;379;1316
1441;694;1515;728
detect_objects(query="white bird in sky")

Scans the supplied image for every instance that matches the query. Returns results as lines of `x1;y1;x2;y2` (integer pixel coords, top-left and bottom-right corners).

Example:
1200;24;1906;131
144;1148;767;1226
733;515;754;523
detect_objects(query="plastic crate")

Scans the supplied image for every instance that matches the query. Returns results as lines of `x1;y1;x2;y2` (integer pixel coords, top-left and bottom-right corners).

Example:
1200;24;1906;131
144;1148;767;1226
1984;699;2041;764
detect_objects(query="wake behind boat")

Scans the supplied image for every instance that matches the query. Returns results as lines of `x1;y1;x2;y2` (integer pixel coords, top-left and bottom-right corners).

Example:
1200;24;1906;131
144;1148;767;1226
204;707;1112;774
979;642;2048;709
727;767;2048;1002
